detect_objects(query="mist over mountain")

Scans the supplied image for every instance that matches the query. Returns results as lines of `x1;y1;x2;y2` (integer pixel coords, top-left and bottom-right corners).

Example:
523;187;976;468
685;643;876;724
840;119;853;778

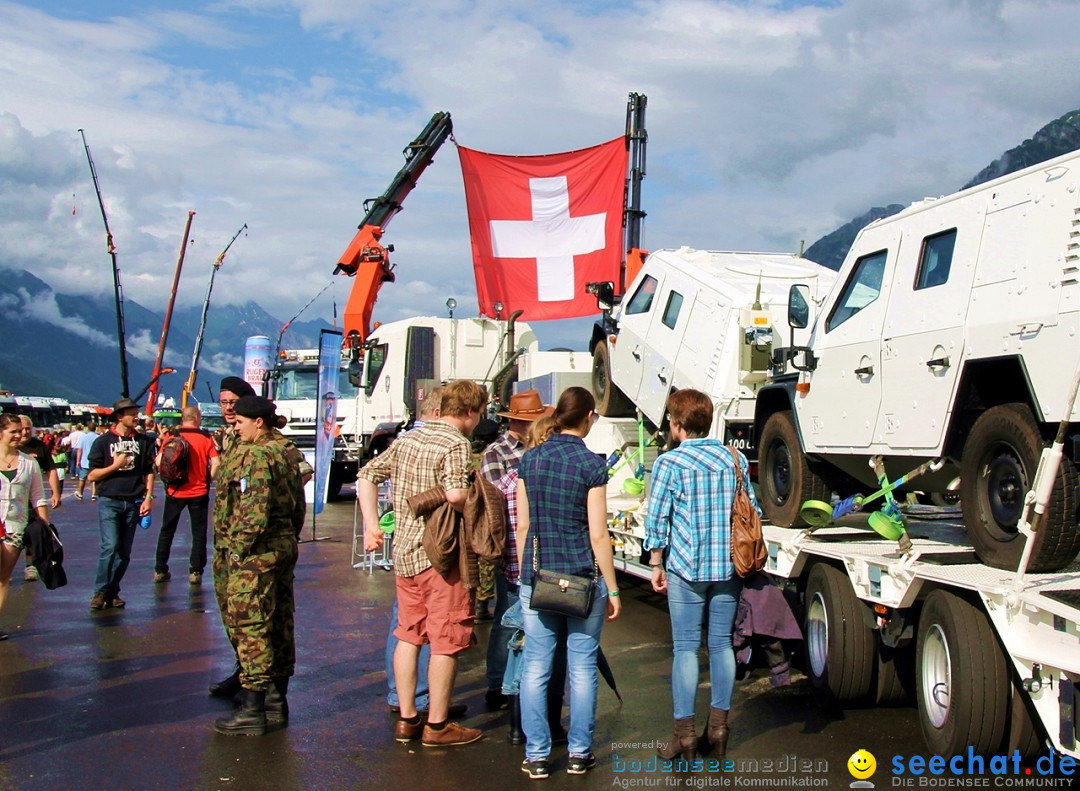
0;268;333;405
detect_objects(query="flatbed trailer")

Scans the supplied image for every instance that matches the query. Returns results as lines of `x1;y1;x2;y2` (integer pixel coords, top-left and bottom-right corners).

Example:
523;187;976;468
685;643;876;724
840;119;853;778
606;493;1080;762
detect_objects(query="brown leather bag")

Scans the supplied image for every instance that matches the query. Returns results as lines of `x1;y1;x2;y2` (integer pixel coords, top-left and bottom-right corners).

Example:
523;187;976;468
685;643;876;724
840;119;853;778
728;446;767;577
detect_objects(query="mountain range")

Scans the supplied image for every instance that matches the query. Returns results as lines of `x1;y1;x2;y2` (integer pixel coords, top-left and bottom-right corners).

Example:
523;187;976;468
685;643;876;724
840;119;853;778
3;108;1079;404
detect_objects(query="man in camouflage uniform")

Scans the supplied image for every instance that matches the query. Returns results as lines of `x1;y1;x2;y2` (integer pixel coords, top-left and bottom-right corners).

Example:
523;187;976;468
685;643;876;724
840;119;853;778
212;395;304;736
209;377;311;703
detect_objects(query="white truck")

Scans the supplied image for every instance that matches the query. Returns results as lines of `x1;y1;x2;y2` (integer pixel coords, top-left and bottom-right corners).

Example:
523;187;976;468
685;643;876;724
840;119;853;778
590;246;838;455
270;314;544;496
754;148;1080;573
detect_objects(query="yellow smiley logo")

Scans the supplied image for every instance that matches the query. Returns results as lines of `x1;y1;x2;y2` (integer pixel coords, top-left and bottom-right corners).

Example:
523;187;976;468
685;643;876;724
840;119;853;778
848;749;877;779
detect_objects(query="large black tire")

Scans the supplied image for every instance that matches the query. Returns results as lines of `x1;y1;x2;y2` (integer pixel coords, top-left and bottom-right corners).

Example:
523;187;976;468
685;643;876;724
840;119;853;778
758;411;830;527
804;564;875;702
960;403;1080;571
916;590;1008;756
592;342;634;417
873;642;915;705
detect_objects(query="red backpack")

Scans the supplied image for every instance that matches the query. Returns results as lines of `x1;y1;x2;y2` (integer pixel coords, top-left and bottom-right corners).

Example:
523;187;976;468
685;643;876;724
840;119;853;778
157;434;191;486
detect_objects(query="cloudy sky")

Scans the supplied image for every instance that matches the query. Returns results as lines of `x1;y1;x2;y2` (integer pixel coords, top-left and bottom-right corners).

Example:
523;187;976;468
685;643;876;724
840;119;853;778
2;0;1079;350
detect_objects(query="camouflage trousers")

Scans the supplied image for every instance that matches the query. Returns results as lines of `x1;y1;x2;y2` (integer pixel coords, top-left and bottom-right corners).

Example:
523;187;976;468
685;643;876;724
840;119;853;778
476;558;495;602
213;533;298;691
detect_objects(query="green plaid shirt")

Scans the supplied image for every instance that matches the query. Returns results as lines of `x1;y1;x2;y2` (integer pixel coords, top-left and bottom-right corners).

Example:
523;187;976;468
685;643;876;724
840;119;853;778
358;421;472;577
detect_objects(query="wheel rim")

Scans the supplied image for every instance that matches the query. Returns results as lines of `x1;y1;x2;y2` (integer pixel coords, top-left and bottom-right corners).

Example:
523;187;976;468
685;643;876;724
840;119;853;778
807;591;828;679
593;355;608;400
768;440;792;505
979;443;1028;539
921;624;951;729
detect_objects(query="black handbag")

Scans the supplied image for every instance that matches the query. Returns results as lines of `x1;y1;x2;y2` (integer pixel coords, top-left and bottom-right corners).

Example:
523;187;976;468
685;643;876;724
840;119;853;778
528;533;596;619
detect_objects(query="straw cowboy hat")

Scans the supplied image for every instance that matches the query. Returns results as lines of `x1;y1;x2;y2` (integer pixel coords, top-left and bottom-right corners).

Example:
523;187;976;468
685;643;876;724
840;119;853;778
497;390;554;422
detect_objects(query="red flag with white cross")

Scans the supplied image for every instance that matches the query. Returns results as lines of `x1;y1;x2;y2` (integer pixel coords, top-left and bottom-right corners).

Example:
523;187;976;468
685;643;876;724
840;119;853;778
458;138;628;320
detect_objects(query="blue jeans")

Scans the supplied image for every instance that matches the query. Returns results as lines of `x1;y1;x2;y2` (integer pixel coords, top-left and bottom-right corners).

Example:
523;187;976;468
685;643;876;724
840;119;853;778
486;573;517;691
386;597;430;710
666;572;741;719
94;497;140;597
520;579;607;761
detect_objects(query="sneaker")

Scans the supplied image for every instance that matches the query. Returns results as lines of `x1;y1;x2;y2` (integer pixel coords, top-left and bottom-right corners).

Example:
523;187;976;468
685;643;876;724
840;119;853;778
189;571;202;585
0;630;9;641
421;721;483;747
520;759;550;780
110;596;126;609
24;565;39;581
567;754;597;775
154;571;171;583
90;592;108;610
91;495;97;501
74;492;83;501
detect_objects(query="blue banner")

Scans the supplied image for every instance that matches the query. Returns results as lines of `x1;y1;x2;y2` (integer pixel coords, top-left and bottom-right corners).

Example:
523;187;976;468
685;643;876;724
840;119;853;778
313;329;342;515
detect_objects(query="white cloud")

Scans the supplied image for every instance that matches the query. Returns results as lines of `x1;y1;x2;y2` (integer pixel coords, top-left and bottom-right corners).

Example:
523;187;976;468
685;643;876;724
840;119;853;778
0;0;1079;351
13;288;114;347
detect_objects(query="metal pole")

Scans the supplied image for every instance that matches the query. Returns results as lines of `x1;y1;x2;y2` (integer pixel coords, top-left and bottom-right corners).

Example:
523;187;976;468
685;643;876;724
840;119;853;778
79;129;130;396
147;211;195;415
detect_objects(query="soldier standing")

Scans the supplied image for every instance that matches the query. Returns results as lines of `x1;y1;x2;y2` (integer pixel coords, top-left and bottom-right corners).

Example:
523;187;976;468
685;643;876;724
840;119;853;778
212;395;303;736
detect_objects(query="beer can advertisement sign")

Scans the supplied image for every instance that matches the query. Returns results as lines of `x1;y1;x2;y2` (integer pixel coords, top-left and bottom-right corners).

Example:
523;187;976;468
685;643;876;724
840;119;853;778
244;335;274;393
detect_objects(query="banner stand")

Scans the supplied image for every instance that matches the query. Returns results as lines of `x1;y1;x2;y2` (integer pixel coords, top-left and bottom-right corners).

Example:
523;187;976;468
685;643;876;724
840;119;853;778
304;329;342;544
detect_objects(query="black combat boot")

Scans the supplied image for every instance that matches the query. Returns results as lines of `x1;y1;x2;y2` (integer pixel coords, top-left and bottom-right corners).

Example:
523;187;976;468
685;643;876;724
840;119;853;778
214;689;267;736
209;661;242;698
265;677;289;728
506;694;524;745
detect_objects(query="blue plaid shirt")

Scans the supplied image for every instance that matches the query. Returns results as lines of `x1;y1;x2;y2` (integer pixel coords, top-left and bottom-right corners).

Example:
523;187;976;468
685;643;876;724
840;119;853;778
644;439;761;583
519;433;607;583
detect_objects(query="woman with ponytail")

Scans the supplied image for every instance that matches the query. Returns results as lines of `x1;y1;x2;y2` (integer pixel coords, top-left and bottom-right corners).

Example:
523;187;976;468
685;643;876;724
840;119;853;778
515;387;620;779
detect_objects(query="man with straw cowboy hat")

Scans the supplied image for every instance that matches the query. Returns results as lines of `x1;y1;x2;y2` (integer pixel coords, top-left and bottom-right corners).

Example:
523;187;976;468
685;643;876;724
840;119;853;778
479;389;553;711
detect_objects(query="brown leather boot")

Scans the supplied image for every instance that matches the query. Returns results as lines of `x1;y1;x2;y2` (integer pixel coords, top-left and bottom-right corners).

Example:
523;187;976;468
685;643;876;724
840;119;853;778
702;707;729;758
657;716;698;761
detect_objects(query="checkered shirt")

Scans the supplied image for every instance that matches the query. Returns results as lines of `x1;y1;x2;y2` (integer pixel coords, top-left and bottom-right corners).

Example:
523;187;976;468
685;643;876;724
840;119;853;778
644;439;762;583
518;433;607;582
496;469;520;585
479;431;524;484
357;421;472;577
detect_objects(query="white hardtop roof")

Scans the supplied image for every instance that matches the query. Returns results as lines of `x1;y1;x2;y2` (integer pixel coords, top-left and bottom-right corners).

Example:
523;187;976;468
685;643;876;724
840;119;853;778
644;247;838;303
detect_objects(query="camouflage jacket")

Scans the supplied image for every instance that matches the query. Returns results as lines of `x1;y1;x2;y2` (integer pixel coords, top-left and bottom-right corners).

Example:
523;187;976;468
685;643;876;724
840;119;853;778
213;433;303;555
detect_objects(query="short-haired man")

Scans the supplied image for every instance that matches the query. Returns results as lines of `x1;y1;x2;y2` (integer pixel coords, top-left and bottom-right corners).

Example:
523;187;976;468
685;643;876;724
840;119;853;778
87;398;156;610
359;379;488;748
153;406;220;585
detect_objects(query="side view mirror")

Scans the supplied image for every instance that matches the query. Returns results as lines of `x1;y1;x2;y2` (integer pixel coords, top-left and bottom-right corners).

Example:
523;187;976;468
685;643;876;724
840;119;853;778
585;281;615;312
788;284;810;329
347;361;361;389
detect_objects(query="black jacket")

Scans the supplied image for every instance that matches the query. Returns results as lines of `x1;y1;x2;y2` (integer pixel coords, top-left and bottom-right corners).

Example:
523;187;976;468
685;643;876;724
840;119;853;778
25;515;67;590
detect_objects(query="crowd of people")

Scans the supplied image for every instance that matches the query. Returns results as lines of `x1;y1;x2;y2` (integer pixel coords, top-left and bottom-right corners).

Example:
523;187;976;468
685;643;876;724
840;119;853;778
0;377;760;776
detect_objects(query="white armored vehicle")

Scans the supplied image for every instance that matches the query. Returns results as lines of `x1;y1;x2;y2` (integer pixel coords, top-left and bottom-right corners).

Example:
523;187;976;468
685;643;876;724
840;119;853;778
755;149;1080;571
591;246;837;455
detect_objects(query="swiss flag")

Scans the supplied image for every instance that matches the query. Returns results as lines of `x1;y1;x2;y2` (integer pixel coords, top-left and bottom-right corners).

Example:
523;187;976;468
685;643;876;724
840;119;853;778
458;138;628;321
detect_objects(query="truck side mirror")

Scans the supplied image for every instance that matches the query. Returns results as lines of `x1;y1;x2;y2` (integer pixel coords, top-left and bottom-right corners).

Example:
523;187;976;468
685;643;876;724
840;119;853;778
347;360;361;389
585;281;615;312
788;284;810;329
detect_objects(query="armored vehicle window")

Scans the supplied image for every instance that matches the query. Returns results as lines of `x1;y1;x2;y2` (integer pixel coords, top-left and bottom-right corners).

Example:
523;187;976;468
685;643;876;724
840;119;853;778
914;229;957;290
625;275;658;315
826;249;887;332
661;290;684;329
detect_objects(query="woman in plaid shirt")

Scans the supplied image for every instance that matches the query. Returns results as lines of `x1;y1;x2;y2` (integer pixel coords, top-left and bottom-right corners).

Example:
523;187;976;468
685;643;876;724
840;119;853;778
515;387;621;780
644;388;761;761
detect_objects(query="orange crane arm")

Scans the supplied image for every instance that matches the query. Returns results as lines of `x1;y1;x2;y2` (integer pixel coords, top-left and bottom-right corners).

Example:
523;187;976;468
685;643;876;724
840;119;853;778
334;112;452;345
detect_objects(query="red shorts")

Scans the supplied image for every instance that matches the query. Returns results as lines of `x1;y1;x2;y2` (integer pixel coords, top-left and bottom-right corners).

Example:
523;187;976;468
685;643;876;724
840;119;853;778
394;566;475;655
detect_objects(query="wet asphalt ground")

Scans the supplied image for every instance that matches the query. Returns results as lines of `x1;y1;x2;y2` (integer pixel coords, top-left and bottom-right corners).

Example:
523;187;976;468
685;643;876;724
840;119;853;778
1;484;936;791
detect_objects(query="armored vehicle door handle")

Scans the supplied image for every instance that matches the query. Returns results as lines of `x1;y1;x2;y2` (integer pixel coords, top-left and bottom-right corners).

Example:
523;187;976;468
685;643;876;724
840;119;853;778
631;345;642;360
925;356;950;370
854;365;874;377
657;369;668;384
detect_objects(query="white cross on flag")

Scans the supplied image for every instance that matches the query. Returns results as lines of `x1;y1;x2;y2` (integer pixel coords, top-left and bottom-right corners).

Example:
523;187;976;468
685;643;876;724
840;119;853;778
458;138;628;320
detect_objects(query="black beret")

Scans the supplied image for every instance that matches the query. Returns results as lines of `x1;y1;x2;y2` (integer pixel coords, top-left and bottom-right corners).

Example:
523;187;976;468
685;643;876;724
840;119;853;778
219;376;256;398
233;395;277;420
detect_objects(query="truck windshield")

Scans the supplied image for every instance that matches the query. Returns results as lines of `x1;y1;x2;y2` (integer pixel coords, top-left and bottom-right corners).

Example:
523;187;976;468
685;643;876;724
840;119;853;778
276;368;358;400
